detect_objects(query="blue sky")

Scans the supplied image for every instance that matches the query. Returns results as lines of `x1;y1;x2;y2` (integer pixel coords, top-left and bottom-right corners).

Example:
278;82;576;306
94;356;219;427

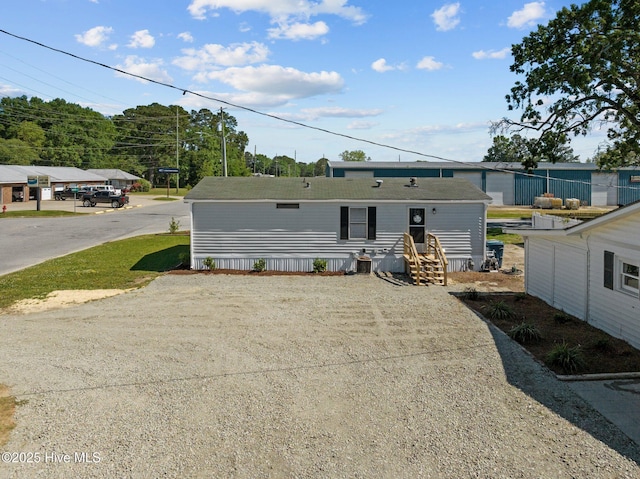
0;0;605;164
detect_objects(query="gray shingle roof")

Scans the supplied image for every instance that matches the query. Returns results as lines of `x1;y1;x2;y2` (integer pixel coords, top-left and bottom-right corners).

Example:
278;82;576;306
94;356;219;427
184;177;492;202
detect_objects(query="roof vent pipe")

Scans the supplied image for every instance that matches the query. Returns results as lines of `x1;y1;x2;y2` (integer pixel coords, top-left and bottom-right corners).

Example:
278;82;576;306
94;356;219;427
409;177;418;187
375;179;383;187
305;182;310;188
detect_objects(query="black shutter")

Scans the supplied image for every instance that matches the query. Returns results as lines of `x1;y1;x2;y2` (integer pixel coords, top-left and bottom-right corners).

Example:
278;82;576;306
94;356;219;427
367;207;376;240
340;207;349;240
604;251;614;290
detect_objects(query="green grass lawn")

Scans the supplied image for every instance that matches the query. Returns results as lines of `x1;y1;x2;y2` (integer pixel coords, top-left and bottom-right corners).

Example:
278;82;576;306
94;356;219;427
0;233;189;310
487;227;523;245
0;210;82;218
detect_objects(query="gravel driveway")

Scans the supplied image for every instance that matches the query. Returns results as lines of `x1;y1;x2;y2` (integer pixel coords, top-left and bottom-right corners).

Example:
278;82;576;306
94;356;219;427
1;274;639;478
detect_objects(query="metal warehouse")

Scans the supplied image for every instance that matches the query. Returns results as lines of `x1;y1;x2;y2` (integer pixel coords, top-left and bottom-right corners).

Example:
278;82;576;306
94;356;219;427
327;161;640;207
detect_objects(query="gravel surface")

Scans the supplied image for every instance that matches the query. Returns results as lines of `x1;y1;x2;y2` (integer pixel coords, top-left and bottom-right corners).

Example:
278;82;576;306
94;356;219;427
1;274;639;478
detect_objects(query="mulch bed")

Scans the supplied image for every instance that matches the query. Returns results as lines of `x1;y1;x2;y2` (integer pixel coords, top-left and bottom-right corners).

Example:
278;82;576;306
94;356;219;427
461;293;640;376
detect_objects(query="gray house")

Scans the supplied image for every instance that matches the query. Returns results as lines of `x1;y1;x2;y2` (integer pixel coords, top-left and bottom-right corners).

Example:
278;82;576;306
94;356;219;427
509;201;640;349
184;176;491;274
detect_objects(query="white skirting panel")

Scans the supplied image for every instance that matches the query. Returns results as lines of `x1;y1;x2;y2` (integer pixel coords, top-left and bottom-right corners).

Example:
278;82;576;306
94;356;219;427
193;254;478;273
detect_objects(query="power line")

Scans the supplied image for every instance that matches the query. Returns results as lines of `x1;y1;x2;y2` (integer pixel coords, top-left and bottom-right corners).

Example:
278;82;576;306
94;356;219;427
1;28;638;193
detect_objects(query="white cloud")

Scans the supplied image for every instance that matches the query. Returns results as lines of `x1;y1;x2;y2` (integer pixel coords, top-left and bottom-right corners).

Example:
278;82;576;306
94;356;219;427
75;26;113;47
268;21;329;40
371;58;393;73
507;2;546;28
187;0;367;25
0;84;25;97
416;56;444;71
128;30;155;49
180;90;294;109
174;42;270;70
114;56;173;84
178;32;194;43
200;65;344;100
431;3;461;31
347;121;377;130
472;47;510;60
284;106;383;121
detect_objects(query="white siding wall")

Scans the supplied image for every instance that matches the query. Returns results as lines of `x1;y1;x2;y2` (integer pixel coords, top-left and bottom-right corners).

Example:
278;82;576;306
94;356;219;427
191;201;486;273
526;238;588;320
585;216;640;348
485;171;514;206
526;213;640;349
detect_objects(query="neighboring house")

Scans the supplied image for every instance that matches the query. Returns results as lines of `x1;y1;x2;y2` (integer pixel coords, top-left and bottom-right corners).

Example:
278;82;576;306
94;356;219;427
508;202;640;349
184;176;492;273
327;161;640;207
86;169;141;191
0;165;107;203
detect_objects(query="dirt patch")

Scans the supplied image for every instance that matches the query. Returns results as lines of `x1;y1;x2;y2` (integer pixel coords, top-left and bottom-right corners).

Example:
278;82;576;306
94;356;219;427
6;289;129;315
0;385;16;447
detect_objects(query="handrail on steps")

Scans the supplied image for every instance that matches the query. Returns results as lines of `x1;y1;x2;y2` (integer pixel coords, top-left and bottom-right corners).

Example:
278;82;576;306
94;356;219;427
403;232;421;285
426;233;448;286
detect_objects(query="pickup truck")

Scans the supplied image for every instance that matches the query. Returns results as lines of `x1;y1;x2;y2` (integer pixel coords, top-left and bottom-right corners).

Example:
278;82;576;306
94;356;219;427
82;191;130;208
54;188;81;200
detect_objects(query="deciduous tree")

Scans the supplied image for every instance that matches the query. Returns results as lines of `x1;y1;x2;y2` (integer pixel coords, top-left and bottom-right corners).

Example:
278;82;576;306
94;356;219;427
497;0;640;168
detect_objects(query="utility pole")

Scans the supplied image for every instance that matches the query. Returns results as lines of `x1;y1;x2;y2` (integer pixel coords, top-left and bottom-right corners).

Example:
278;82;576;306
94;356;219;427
220;107;227;177
176;107;179;193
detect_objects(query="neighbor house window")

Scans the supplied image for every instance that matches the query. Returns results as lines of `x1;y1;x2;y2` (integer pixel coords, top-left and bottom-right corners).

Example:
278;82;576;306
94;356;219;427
340;206;376;240
620;260;639;296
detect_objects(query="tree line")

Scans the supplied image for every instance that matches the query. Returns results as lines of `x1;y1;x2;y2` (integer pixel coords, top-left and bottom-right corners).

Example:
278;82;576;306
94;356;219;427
0;96;330;187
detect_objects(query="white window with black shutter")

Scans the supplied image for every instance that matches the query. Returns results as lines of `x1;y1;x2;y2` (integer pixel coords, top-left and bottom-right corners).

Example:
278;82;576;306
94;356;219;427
604;250;639;297
340;206;376;240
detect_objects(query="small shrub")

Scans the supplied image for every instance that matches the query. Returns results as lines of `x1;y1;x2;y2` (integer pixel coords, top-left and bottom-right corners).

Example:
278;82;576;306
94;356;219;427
589;337;615;354
546;342;585;374
313;258;328;273
514;292;527;302
462;287;480;301
168;217;181;234
203;257;216;271
484;300;514;320
508;321;542;344
253;258;266;272
554;311;572;324
178;252;190;268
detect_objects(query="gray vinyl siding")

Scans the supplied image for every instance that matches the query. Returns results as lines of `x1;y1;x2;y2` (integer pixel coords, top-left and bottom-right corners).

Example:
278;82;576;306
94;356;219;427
191;201;486;273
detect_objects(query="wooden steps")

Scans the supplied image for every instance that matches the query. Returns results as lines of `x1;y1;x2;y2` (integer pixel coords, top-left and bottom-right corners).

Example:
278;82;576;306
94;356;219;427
403;233;448;286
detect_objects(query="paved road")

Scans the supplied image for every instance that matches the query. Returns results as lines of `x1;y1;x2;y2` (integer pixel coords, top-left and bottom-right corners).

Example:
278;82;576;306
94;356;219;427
0;197;189;276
